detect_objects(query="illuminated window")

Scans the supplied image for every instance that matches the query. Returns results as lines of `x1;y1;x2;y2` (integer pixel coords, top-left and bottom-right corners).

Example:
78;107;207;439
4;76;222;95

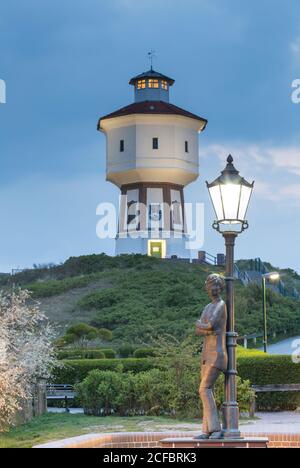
152;137;159;150
185;141;189;153
137;80;146;89
148;79;159;88
120;140;124;152
161;80;168;90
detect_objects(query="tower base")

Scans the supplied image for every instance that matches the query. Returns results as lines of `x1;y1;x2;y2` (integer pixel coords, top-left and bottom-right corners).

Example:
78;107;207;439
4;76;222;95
115;235;191;259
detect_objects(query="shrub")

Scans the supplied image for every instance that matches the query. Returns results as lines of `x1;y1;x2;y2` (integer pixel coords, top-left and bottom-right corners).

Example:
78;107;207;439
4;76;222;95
26;275;97;298
63;333;78;345
67;323;98;338
238;354;300;411
133;348;156;358
57;349;116;360
52;358;155;385
57;350;105;360
77;289;123;310
76;370;124;416
52;348;300;412
117;344;136;358
134;369;173;415
75;367;254;418
98;329;113;342
60;324;112;345
101;349;116;359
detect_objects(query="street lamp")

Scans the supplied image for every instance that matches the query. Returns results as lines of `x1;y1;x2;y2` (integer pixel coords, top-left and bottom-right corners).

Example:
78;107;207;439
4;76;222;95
206;155;254;439
262;272;280;353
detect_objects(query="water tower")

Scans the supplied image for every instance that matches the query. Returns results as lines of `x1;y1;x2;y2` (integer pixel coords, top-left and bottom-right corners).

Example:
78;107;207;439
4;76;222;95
98;67;207;258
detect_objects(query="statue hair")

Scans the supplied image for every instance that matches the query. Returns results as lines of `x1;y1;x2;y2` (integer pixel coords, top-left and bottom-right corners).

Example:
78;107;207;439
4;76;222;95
205;274;226;292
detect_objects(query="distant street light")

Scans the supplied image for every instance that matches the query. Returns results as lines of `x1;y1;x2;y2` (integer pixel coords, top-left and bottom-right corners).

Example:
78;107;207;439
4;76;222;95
262;272;280;353
207;155;254;439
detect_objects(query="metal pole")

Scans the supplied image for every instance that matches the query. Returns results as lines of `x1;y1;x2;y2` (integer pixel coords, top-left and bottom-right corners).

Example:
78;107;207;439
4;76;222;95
222;232;241;439
262;277;268;353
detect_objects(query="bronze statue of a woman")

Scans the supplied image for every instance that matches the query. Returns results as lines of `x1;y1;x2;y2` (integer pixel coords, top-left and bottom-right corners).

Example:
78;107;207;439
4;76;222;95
195;273;228;440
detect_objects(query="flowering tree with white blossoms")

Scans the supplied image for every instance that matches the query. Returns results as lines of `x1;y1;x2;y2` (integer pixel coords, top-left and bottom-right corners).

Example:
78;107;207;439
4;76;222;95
0;289;58;432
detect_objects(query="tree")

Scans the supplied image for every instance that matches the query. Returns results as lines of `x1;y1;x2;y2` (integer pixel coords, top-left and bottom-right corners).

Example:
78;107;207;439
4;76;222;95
0;289;58;432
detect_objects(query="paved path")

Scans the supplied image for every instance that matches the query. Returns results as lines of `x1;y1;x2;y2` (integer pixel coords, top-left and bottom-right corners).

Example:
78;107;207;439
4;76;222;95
47;409;300;433
241;412;300;434
259;336;300;355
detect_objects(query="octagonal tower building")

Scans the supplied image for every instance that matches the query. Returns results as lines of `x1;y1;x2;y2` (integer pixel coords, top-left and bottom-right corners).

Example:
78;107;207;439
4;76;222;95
98;69;207;259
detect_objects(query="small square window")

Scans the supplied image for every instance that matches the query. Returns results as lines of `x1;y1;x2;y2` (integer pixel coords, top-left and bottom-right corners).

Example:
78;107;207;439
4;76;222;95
137;80;146;89
120;140;124;152
185;141;189;153
161;80;168;91
148;79;159;89
153;137;159;150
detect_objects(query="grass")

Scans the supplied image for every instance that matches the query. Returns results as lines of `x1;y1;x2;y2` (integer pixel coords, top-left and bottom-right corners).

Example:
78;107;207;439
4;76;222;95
0;412;257;449
0;413;202;449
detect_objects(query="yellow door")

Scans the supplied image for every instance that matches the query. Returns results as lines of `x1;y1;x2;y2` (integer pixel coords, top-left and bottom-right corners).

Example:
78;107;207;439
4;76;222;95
148;240;166;259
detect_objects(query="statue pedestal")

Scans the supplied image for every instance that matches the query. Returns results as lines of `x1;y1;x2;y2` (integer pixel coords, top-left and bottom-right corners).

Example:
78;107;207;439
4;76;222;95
160;437;269;449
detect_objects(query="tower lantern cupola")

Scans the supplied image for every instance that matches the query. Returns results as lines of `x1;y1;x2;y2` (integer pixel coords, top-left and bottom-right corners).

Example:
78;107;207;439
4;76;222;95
129;69;175;103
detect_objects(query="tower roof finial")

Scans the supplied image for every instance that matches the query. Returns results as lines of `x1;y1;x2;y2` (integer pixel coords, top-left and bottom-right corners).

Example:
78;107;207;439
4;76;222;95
148;50;156;71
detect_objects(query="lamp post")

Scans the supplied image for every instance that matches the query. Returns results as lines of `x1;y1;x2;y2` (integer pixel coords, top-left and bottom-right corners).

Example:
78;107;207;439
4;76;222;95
206;155;254;439
262;272;280;353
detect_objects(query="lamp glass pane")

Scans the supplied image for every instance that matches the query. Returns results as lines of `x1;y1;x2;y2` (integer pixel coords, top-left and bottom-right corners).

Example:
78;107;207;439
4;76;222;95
220;183;241;221
238;185;252;221
208;185;224;220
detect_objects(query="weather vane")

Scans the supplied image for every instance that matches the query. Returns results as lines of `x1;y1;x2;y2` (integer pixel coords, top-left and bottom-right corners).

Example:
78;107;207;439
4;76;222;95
148;50;156;71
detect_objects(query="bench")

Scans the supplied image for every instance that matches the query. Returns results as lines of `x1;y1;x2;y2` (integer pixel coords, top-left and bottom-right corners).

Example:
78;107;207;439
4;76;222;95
46;384;76;412
249;383;300;417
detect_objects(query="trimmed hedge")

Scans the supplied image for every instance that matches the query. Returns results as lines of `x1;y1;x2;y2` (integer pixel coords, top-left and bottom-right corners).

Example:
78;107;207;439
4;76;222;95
52;358;155;385
238;355;300;385
57;349;116;360
238;354;300;411
133;348;156;358
75;368;254;418
52;353;300;411
57;350;104;360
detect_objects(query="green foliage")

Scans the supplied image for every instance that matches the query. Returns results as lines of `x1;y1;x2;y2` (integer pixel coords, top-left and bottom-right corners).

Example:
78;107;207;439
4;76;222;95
75;366;254;418
60;323;112;345
52;359;155;385
238;354;300;411
57;348;116;360
72;337;256;419
57;350;106;360
98;329;113;342
77;289;123;310
117;344;136;358
100;349;117;359
9;254;300;342
67;323;98;338
238;354;300;385
52;343;300;412
76;370;127;416
133;348;156;358
26;275;99;298
235;282;300;336
88;262;213;342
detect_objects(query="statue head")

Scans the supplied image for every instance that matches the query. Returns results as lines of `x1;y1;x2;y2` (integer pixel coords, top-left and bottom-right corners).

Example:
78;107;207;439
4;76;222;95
205;274;225;299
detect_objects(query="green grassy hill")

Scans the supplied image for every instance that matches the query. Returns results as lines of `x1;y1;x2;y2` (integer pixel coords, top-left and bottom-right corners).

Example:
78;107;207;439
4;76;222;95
2;254;300;345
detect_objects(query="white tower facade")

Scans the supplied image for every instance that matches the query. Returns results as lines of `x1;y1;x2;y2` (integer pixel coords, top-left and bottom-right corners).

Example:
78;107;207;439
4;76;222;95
98;69;207;259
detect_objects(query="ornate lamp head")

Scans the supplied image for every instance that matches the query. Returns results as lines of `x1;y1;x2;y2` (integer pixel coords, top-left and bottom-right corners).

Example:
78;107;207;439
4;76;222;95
206;155;254;234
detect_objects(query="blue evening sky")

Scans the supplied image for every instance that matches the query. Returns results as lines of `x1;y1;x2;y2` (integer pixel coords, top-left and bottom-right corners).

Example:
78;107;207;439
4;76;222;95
0;0;300;272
